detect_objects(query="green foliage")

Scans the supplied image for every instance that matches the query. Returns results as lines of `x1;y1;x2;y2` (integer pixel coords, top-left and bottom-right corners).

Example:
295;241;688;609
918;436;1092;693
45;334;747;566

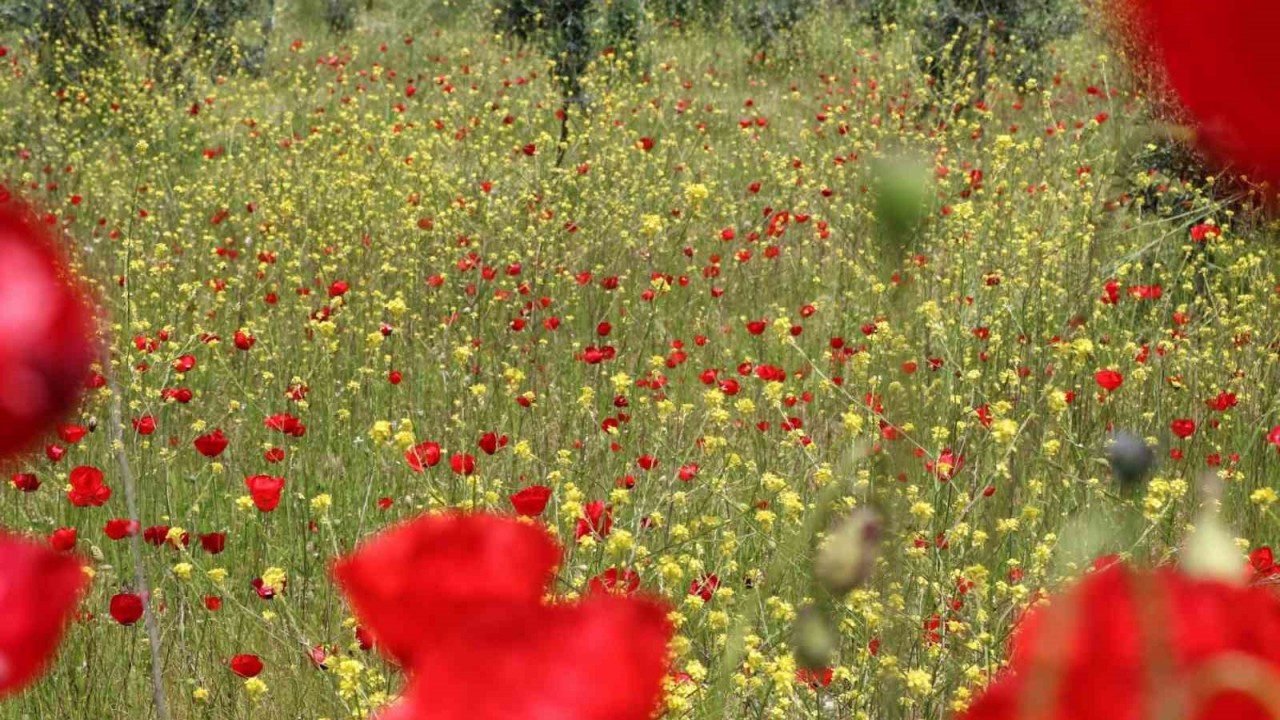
648;0;728;28
493;0;542;42
730;0;816;59
324;0;360;34
542;0;594;98
0;0;276;88
919;0;1083;96
0;0;123;87
850;0;919;39
602;0;644;54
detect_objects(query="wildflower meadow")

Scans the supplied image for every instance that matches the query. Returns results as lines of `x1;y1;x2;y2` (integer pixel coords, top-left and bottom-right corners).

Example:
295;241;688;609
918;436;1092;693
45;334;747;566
2;1;1280;718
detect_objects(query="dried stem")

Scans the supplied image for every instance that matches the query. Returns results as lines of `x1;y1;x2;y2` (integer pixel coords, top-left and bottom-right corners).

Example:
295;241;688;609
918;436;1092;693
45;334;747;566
105;354;172;720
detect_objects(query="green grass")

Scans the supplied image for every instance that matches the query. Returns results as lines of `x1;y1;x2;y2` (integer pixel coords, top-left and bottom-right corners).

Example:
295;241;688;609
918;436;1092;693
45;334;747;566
1;4;1279;719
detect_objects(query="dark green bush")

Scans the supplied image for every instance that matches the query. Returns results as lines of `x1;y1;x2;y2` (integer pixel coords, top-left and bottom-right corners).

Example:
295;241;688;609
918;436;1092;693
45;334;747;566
731;0;816;59
0;0;275;88
919;0;1083;97
324;0;359;34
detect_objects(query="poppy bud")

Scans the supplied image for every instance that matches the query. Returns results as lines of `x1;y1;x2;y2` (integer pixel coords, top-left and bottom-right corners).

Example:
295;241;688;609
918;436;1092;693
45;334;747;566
872;154;930;249
792;605;836;671
814;508;882;596
1106;431;1154;491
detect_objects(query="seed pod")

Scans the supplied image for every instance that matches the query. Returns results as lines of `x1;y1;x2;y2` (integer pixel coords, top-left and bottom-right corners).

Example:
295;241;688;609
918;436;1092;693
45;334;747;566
873;154;930;249
792;604;835;671
1183;475;1244;585
1106;431;1155;490
814;507;882;596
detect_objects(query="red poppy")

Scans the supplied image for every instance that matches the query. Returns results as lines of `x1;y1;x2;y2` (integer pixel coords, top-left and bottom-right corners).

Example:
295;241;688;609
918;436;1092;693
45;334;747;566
961;564;1280;720
0;531;88;696
143;525;170;546
57;424;86;444
251;577;282;600
1190;223;1220;243
48;528;76;552
0;199;97;462
229;654;263;678
576;501;613;540
244;475;285;512
66;465;110;507
477;432;507;455
104;519;140;540
1250;547;1278;584
589;567;641;595
10;473;39;492
689;574;720;602
1094;369;1123;392
199;532;227;555
331;513;561;667
1171;418;1197;439
193;429;229;458
264;413;306;437
109;593;144;626
795;667;834;688
927;449;963;481
160;387;192;404
356;625;375;651
509;485;551;517
449;454;475;476
404;441;441;472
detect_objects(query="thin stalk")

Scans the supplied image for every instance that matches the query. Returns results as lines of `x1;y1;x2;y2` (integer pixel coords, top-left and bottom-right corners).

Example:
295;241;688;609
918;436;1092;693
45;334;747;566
105;356;172;720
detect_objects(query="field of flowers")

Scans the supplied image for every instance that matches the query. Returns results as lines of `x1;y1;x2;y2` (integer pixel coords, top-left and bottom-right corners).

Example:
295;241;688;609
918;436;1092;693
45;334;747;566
2;2;1280;719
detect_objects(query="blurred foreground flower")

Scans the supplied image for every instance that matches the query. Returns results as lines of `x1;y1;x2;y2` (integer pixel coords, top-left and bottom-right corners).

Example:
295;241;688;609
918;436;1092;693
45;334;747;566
333;513;672;720
0;530;88;696
961;563;1280;720
0;198;97;460
1122;0;1280;190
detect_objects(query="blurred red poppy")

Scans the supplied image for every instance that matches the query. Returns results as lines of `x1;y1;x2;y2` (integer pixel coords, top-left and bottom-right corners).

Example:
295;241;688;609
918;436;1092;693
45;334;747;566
332;513;561;667
0;199;97;461
333;513;672;720
961;563;1280;720
1123;0;1280;189
402;595;671;720
0;531;88;696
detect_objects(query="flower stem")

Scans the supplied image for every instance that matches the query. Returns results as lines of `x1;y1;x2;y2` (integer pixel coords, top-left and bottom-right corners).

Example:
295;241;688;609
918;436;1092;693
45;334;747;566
106;359;172;720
